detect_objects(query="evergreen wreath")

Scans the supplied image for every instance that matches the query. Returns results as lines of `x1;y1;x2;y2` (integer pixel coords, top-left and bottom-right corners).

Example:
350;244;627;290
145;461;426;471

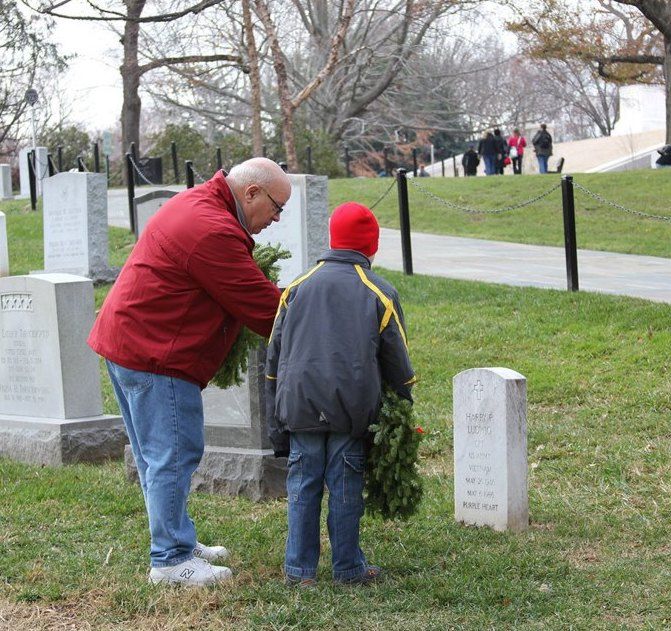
365;388;424;520
209;243;290;389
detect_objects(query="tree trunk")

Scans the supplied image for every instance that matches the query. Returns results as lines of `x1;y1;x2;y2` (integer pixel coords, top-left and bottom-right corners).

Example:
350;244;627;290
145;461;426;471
665;34;671;143
242;0;264;157
120;0;146;158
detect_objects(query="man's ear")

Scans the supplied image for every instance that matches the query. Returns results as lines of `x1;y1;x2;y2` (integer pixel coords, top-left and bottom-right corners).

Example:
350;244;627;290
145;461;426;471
245;184;260;201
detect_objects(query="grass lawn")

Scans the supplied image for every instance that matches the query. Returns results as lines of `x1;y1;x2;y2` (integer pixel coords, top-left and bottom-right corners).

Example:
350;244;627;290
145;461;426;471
1;204;671;628
329;170;671;258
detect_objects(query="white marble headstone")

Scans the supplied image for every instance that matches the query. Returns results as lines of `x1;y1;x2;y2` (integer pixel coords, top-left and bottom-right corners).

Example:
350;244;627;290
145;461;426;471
133;190;178;238
18;147;48;198
0;212;8;277
43;172;111;280
0;273;125;465
254;174;329;286
0;165;12;200
453;367;528;532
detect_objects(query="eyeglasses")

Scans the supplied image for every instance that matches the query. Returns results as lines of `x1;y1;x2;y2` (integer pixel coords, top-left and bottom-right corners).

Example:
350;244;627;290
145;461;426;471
261;187;284;215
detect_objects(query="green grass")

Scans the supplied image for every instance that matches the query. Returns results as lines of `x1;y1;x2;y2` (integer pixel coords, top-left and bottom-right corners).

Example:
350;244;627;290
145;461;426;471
1;189;671;628
329;170;671;258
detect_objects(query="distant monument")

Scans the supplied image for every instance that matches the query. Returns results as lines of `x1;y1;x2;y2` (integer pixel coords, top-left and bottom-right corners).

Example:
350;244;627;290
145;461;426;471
612;84;666;136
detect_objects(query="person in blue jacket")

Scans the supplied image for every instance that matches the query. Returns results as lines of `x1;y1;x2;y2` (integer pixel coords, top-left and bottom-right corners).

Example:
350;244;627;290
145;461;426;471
265;202;415;587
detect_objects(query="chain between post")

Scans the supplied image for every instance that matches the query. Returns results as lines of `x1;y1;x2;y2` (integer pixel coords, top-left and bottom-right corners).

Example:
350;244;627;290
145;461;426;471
573;181;671;222
370;179;397;210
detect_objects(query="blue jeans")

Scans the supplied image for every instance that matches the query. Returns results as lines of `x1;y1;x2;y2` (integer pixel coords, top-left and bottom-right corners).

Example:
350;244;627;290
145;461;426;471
483;155;496;176
285;432;368;581
106;360;204;568
537;155;549;174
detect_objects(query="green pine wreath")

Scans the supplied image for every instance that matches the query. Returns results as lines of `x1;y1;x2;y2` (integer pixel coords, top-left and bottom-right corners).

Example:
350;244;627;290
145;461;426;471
209;243;290;390
365;388;424;520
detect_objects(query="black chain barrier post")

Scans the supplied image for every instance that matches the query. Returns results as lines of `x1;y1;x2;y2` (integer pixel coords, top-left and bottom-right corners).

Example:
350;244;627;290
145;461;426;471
47;154;55;177
441;159;445;177
130;142;137;163
77;156;85;172
93;142;100;173
306;145;312;174
105;155;110;184
125;153;136;234
216;147;223;171
453;154;458;177
278;161;288;173
345;146;351;178
171;141;179;183
561;175;579;292
412;148;418;177
28;150;37;211
185;161;195;188
262;144;267;158
396;168;413;275
57;145;63;172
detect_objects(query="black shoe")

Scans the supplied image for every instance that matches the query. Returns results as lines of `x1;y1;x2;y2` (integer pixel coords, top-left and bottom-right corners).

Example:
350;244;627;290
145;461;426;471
285;575;317;589
337;565;382;585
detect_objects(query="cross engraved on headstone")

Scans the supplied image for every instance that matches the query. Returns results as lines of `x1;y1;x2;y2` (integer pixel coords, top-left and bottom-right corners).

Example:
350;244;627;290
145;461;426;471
473;380;484;400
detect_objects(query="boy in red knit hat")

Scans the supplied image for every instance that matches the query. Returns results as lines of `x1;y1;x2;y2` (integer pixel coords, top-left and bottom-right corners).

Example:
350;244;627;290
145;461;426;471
266;201;415;587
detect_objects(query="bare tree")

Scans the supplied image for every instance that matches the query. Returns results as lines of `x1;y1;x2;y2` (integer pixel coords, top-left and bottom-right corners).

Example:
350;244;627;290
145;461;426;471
26;0;243;155
1;2;66;152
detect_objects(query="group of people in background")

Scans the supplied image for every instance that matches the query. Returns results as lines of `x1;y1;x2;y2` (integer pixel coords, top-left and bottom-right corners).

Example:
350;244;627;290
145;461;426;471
463;124;554;176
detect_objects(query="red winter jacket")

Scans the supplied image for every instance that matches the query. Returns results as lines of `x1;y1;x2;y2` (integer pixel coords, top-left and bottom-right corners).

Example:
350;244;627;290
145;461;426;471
88;171;281;389
508;135;527;156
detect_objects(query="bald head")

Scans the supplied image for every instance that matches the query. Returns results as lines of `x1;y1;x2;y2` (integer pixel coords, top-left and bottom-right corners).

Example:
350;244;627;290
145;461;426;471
227;158;291;235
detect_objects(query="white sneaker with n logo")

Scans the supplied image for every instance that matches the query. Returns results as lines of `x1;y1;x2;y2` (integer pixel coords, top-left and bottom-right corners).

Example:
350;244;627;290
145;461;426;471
193;541;230;563
148;556;232;586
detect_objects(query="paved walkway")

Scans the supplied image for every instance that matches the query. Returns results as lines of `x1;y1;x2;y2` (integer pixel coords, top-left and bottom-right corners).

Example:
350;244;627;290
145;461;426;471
107;190;671;304
374;229;671;304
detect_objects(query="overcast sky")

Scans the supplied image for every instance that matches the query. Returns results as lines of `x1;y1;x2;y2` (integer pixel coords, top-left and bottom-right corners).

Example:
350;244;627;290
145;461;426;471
52;13;123;131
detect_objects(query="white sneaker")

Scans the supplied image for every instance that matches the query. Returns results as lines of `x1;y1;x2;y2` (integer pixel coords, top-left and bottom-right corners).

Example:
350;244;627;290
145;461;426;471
193;541;230;563
148;556;232;586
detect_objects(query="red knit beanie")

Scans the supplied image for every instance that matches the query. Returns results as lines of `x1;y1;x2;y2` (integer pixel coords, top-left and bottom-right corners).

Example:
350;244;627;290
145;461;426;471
329;202;379;258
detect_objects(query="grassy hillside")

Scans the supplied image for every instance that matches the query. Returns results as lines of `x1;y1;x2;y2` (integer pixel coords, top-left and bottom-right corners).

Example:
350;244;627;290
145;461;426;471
329;170;671;258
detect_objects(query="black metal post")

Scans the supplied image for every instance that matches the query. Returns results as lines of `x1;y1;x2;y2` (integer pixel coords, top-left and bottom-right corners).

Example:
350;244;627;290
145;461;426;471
396;168;413;275
306;145;312;174
412;148;418;177
47;153;55;177
453;155;458;177
93;142;100;173
57;145;63;172
105;155;110;184
125;153;136;234
77;156;85;172
383;147;390;176
345;146;351;178
171;141;179;183
27;150;37;211
561;175;579;291
441;159;445;177
278;161;288;173
185;160;195;188
130;142;137;162
216;147;223;171
262;144;267;158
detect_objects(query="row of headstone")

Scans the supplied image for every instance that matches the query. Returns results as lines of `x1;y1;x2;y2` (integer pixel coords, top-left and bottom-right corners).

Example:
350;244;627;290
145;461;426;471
0;165;12;200
0;273;125;465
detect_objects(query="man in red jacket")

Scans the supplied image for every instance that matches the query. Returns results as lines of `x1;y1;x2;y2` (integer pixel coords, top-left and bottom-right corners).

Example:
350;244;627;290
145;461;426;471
88;157;290;586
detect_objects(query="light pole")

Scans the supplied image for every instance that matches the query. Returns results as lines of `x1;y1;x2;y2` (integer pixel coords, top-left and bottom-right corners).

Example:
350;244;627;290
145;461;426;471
25;88;38;150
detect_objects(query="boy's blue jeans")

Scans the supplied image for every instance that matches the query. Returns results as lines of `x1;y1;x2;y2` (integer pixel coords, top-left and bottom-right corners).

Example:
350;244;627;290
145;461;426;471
537;155;549;174
106;360;203;568
285;431;369;581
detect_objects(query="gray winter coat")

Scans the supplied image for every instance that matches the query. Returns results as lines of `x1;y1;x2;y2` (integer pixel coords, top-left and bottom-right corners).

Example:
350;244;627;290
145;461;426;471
265;249;415;455
532;129;553;157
